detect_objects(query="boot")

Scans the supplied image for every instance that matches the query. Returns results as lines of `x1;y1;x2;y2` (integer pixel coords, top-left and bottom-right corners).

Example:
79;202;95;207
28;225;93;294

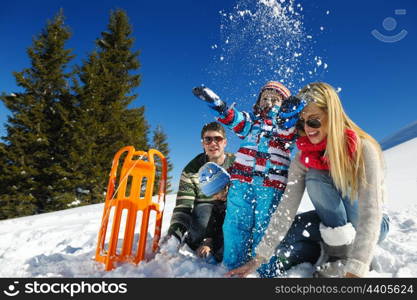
313;243;353;278
314;259;347;278
322;242;352;260
313;222;356;278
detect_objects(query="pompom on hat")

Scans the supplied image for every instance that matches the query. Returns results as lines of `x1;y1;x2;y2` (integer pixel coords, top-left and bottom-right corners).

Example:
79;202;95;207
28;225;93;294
198;162;231;197
261;81;291;99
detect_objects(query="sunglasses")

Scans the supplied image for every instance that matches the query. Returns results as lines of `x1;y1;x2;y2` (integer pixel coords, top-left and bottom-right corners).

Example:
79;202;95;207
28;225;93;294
296;118;322;130
202;136;224;145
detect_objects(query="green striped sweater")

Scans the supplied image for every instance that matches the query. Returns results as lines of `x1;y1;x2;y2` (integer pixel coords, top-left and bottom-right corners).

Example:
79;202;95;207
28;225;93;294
169;152;235;231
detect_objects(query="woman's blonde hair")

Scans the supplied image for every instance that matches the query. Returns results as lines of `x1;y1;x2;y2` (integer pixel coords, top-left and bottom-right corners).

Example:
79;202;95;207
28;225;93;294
297;82;383;200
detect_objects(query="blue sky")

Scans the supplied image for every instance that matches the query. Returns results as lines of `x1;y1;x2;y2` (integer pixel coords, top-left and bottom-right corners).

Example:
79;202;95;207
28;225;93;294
1;0;416;192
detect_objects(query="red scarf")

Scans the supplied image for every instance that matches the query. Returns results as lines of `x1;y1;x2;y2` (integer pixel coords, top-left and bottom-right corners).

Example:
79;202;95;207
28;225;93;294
296;129;357;170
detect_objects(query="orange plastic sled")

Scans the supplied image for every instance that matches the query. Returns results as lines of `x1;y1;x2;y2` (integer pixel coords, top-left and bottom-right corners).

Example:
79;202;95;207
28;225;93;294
95;146;167;271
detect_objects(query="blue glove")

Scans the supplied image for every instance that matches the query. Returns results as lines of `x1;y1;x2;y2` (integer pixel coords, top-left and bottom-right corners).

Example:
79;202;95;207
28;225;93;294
192;86;228;114
277;96;307;129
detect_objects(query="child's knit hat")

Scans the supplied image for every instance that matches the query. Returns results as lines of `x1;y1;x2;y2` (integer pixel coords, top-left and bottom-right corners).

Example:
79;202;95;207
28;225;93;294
261;81;291;99
198;162;230;197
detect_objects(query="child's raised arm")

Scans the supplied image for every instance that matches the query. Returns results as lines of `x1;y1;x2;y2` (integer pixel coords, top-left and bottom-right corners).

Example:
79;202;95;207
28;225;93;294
192;86;228;114
192;86;254;139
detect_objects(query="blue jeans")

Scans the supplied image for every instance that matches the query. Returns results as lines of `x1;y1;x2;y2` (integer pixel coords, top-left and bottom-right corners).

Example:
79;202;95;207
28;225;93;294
186;203;214;250
258;168;390;277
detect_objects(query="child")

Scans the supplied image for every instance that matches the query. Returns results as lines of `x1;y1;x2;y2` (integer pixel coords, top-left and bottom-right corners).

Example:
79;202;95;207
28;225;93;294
196;162;230;263
192;81;305;270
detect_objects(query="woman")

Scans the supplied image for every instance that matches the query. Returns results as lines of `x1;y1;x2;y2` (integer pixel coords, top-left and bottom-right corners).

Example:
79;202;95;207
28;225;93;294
226;82;390;278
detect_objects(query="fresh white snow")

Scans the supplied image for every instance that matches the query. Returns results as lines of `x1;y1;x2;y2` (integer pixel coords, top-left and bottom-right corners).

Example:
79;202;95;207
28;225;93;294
0;137;416;278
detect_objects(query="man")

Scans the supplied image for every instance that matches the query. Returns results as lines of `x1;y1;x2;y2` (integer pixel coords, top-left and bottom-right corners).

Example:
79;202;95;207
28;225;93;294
167;122;235;250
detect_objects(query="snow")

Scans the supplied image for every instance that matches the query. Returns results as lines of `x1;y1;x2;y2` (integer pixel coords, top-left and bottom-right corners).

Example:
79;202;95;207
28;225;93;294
1;136;416;278
209;0;326;101
383;137;417;211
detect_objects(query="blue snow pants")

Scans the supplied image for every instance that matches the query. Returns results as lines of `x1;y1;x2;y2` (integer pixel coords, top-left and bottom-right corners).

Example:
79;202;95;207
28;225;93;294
222;179;283;270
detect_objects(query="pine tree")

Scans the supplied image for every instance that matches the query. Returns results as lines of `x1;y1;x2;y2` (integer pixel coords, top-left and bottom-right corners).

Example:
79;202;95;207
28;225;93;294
73;9;149;204
0;10;76;219
152;125;173;195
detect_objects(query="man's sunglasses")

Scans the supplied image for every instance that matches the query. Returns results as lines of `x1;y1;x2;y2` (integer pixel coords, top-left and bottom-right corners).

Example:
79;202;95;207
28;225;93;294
296;118;322;130
202;136;224;144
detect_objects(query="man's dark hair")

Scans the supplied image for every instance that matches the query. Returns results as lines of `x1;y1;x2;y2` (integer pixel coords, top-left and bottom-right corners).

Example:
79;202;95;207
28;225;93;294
201;122;226;139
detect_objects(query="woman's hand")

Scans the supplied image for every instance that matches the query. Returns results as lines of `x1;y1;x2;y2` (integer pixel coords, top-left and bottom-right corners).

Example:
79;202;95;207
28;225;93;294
225;257;264;278
345;272;360;278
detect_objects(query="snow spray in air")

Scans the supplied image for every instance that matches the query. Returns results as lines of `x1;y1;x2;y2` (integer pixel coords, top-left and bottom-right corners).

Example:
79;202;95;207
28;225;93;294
207;0;328;103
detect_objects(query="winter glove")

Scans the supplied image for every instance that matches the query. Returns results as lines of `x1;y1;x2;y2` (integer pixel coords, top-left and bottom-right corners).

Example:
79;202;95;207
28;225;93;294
277;96;307;129
192;86;228;114
167;223;188;242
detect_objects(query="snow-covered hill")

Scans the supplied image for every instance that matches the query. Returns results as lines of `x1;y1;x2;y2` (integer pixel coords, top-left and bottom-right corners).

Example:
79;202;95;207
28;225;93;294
1;138;416;278
380;121;417;150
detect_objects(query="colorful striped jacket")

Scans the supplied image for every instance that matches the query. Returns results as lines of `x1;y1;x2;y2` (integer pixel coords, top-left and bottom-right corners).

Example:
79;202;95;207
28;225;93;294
217;103;301;191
